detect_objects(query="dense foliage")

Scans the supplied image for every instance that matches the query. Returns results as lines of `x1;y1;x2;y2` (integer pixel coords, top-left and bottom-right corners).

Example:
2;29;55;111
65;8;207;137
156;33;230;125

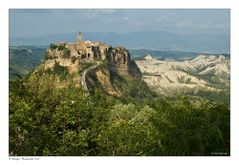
9;78;230;156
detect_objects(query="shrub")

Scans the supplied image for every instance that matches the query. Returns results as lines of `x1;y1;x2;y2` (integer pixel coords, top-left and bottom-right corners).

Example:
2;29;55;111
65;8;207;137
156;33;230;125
50;43;57;50
62;48;70;58
51;62;69;81
57;44;66;51
44;51;50;60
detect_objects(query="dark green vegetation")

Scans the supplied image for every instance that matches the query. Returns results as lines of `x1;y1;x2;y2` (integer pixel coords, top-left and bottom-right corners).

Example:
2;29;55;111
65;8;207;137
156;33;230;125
45;62;70;81
9;73;230;156
183;71;230;105
9;46;45;79
49;43;70;58
190;90;230;106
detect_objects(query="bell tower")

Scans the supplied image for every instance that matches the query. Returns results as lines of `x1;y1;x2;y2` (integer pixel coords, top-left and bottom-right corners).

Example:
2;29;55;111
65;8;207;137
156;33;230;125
77;32;83;44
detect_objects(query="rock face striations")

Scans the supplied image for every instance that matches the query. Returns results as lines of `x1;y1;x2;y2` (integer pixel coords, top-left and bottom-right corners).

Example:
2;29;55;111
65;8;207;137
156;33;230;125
107;46;141;77
135;54;230;96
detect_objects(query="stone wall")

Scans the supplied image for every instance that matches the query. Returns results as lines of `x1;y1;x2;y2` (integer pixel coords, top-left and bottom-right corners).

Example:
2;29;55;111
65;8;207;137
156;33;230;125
66;43;76;51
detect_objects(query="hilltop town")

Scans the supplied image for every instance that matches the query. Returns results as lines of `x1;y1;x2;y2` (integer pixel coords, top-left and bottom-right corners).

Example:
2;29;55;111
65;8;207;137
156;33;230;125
46;32;109;61
44;32;140;77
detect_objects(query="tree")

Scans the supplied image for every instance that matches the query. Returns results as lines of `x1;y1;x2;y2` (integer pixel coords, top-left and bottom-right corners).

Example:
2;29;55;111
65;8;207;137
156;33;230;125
97;103;156;156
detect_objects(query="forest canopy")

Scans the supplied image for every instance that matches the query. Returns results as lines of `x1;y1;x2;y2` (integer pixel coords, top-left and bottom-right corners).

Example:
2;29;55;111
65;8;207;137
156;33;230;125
9;78;230;156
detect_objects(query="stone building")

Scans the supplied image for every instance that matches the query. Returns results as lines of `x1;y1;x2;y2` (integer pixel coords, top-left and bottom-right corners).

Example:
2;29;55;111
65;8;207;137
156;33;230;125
44;32;140;77
64;32;109;60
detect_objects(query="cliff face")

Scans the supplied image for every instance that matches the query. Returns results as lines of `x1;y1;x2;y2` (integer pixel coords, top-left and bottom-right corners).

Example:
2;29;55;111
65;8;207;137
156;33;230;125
38;33;142;96
107;47;130;75
106;47;141;77
94;69;122;97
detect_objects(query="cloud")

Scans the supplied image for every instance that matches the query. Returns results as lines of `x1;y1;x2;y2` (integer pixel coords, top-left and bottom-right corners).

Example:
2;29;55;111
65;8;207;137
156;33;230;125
155;16;171;23
94;9;118;14
123;16;130;20
178;22;190;28
10;9;229;37
69;9;119;19
83;9;118;15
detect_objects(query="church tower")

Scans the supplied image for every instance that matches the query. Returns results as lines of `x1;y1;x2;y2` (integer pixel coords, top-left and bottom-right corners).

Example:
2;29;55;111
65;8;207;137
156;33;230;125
77;32;83;44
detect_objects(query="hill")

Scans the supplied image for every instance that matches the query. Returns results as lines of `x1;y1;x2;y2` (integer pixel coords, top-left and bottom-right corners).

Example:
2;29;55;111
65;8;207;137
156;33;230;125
9;46;46;79
20;32;154;99
135;54;230;104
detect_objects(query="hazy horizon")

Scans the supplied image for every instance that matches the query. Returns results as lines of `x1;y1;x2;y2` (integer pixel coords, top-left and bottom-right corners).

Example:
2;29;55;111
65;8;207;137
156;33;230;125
9;9;230;38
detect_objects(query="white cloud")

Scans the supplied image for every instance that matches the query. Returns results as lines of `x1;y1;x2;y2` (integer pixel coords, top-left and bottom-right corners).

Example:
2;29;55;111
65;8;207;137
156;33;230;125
155;16;171;23
93;9;117;14
123;16;130;20
177;21;191;28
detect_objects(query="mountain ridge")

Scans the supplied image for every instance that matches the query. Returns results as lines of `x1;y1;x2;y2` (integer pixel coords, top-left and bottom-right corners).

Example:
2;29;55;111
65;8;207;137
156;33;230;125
135;54;230;99
10;31;229;54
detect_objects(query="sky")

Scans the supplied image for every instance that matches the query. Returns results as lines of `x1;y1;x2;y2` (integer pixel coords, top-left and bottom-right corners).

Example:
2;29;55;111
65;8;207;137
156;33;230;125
9;9;230;38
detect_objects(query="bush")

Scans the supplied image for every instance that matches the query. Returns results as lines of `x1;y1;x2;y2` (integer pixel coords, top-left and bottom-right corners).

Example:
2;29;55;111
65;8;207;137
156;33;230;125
57;44;65;51
50;43;57;50
51;62;69;81
62;48;70;58
44;51;50;59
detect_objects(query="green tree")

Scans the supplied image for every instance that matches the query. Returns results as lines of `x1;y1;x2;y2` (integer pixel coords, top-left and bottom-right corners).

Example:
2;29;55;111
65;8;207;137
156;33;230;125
97;103;156;155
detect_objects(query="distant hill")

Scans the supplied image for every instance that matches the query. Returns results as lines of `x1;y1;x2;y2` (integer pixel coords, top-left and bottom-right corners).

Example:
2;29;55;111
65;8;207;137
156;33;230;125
10;31;229;54
135;54;230;104
129;49;229;60
9;46;45;79
9;46;230;80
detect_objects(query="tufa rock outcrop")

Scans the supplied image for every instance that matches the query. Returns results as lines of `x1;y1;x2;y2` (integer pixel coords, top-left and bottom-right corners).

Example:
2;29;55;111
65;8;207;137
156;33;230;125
44;32;141;77
107;46;141;77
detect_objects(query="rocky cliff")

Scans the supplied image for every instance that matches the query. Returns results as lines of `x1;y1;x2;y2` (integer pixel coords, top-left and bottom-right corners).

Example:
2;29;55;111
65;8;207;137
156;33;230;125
33;33;142;96
44;34;141;78
106;46;141;77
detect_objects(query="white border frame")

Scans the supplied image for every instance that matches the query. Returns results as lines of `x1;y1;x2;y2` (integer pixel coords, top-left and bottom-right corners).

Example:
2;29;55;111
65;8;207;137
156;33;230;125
1;0;239;165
